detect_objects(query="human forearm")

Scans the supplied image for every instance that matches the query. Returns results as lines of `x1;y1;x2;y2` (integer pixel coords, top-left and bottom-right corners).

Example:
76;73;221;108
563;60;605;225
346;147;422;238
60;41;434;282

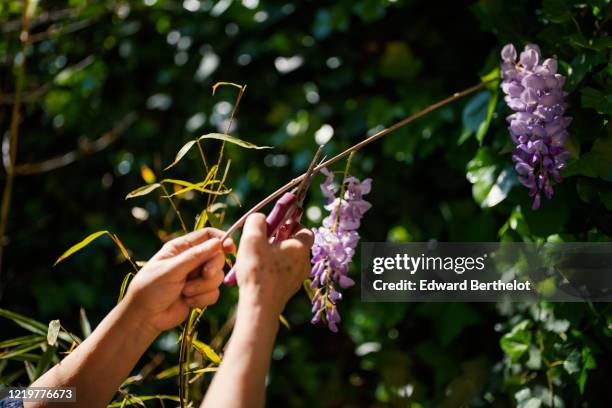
202;292;279;408
28;297;159;408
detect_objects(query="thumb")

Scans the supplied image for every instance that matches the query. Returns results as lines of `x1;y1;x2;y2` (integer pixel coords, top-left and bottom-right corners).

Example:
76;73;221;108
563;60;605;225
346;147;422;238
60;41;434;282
240;213;268;248
166;238;222;277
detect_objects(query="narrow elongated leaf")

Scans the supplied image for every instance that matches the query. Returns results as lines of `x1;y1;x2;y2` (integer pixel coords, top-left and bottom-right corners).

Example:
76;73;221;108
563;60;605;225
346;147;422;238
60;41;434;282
0;309;48;335
79;308;92;338
125;183;161;199
47;320;61;346
110;234;131;261
25;360;37;382
160;178;199;188
117;273;135;304
0;367;25;385
192;340;221;364
0;339;47;359
108;395;180;407
0;335;44;349
163;183;230;198
35;344;57;379
154;365;180;380
195;210;208;230
212;81;243;94
188;367;218;374
198;133;272;150
279;314;291;330
54;230;110;265
164;140;197;170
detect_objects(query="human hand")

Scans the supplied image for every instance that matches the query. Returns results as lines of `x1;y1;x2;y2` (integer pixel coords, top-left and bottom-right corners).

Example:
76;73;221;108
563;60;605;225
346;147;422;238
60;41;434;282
124;228;235;333
234;213;314;316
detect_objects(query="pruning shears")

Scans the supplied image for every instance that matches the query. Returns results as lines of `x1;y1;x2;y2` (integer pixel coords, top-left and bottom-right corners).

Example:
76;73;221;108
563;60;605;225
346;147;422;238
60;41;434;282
223;145;324;286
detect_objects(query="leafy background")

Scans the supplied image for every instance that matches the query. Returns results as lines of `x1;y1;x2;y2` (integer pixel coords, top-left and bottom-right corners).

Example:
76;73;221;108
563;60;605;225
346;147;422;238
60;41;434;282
1;0;611;406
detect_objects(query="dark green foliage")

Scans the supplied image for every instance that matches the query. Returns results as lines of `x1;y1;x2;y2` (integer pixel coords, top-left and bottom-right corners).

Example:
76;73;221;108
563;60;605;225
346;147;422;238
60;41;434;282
1;0;611;406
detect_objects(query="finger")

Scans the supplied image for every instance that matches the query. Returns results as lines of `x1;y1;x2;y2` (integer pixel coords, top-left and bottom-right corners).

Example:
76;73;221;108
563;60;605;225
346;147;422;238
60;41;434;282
241;213;268;244
202;251;226;278
155;228;225;259
184;288;220;308
291;225;314;249
186;250;225;281
182;269;224;297
167;238;222;277
222;237;235;253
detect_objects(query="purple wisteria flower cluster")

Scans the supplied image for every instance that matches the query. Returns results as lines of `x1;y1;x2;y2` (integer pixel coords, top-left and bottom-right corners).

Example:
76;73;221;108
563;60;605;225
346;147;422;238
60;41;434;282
500;43;571;209
310;168;372;332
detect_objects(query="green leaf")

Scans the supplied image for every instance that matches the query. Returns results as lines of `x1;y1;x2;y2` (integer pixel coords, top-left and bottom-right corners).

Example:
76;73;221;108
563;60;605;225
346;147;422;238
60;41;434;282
279;314;291;330
35;344;57;379
54;230;111;265
564;136;612;181
476;89;498;144
192;340;221;364
117;273;135;304
461;91;490;144
563;349;581;375
79;308;92;339
542;0;572;23
207;212;223;229
0;335;44;349
197;133;272;150
482;166;517;208
500;320;532;362
108;395;180;407
466;147;513;207
125;183;161;199
0;309;48;336
195;210;209;230
0;339;47;360
164;140;197;170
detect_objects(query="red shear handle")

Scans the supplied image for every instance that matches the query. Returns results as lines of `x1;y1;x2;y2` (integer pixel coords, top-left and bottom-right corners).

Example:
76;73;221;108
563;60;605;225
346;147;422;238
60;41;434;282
223;192;297;286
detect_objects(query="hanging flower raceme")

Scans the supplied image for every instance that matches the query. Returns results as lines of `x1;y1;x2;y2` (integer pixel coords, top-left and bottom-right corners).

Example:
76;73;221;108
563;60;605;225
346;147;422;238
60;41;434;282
310;168;372;332
500;43;571;209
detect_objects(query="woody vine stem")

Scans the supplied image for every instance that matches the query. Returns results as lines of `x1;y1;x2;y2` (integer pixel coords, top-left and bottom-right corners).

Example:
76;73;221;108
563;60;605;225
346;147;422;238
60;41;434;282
221;78;495;242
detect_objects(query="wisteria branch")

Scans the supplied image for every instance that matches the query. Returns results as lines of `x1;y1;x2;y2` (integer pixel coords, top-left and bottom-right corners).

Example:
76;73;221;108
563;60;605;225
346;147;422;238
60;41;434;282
222;79;493;241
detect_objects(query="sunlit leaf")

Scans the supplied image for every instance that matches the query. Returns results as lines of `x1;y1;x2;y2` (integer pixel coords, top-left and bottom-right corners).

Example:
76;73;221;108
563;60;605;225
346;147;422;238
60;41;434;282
125;183;161;199
53;230;111;266
117;273;135;304
164;140;197;170
279;314;291;330
212;82;243;94
47;320;61;346
188;367;218;375
195;210;208;230
192;339;221;364
162;181;229;198
198;133;272;150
